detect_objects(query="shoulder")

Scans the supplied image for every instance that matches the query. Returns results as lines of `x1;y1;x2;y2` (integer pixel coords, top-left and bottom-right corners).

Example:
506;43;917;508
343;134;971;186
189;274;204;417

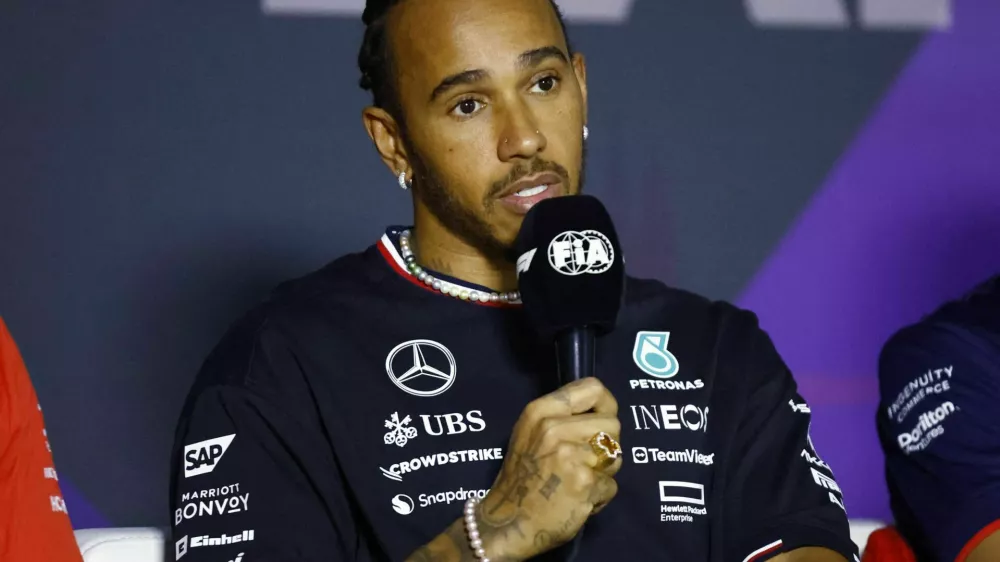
624;276;767;341
189;246;382;393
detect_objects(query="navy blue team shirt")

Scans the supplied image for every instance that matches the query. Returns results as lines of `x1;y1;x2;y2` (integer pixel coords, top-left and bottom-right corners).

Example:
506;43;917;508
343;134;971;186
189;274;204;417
169;227;859;562
877;276;1000;562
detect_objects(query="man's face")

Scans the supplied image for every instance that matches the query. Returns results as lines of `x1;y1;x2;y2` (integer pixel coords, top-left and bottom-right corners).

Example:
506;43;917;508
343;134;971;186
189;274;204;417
376;0;588;256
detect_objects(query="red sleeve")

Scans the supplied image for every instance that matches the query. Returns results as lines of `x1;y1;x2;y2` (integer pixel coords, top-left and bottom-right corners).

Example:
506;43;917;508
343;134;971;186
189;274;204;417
0;317;83;562
861;527;917;562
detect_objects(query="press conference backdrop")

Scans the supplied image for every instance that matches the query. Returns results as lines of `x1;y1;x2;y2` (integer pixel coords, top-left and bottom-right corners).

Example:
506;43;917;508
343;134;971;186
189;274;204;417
2;0;999;528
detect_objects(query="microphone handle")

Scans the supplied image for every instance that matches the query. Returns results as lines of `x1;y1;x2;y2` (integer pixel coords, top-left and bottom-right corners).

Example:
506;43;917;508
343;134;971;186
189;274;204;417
554;327;596;561
555;327;595;385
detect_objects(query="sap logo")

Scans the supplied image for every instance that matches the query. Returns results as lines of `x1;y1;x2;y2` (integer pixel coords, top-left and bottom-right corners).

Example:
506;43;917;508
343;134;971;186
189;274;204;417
516;248;537;277
391;494;415;515
548;230;614;276
630;404;709;432
420;410;486;437
262;0;637;23
184;434;236;478
745;0;952;30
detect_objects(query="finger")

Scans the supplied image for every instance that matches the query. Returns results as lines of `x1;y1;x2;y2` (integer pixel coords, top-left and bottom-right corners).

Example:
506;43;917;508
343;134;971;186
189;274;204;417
587;473;618;511
539;412;622;442
524;378;618;422
554;442;622;476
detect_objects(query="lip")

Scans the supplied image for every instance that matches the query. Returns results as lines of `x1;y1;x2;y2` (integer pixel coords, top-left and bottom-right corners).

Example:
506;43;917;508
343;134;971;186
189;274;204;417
496;172;565;215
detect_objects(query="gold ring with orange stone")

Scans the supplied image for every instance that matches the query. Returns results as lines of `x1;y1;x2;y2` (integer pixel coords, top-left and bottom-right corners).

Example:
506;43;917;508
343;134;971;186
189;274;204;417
588;431;622;470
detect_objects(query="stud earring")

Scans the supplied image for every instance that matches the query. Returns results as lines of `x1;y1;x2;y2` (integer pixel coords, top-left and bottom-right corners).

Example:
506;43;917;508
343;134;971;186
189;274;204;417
583;125;589;141
397;171;410;190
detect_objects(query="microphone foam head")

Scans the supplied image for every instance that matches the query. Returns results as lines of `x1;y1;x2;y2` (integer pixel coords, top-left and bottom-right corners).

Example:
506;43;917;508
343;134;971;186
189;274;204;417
514;195;625;340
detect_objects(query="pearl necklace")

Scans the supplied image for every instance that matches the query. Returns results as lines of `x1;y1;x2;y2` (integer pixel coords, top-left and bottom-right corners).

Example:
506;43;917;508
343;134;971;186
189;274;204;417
398;230;521;304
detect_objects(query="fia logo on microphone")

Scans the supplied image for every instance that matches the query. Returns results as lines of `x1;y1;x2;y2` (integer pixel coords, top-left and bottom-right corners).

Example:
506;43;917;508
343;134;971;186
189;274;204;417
547;230;614;276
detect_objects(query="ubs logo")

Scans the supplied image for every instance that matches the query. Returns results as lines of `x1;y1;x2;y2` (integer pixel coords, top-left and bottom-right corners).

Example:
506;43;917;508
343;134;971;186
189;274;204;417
547;230;614;276
384;410;487;448
385;340;457;397
421;411;486;436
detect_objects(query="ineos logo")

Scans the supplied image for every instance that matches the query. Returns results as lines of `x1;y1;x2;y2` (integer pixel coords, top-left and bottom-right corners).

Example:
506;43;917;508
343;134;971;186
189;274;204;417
547;230;614;276
629;405;709;432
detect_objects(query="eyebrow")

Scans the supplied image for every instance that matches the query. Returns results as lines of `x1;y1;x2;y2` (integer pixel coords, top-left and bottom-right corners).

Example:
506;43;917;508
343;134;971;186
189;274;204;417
428;45;569;103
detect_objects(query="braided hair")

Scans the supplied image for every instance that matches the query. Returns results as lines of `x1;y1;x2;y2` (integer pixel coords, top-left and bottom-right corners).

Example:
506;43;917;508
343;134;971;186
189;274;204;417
357;0;572;115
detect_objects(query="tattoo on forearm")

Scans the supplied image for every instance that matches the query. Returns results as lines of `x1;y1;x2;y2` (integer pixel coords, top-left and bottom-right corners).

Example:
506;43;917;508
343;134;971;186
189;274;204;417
539;474;561;500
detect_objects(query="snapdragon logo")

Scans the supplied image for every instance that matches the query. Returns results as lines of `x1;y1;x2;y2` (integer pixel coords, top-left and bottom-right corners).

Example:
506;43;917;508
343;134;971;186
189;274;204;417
897;401;956;454
393;488;490;516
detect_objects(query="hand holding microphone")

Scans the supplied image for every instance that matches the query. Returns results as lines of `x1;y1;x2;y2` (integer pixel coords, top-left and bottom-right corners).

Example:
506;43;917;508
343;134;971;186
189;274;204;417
477;196;627;561
477;378;622;561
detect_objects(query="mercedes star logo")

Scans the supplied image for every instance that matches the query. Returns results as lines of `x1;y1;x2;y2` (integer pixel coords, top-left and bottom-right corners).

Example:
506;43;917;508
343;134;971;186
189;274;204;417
385;339;457;397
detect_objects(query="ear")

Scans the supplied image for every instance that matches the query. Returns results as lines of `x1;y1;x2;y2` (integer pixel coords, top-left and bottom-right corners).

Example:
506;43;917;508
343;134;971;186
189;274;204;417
572;52;588;125
362;106;411;178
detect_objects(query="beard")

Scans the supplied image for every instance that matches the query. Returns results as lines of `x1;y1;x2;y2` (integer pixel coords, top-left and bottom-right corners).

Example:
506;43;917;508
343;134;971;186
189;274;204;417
407;142;585;262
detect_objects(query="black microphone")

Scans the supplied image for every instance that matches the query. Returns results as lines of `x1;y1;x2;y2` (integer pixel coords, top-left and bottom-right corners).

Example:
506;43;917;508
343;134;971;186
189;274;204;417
513;195;626;560
514;195;625;383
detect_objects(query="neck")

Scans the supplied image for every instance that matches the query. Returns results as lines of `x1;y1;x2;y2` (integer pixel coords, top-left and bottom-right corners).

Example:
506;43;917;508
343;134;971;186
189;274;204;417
410;208;518;294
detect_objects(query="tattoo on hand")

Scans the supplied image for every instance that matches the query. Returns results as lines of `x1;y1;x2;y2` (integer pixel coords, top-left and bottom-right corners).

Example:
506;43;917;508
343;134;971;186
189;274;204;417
539;474;561;500
552;388;572;408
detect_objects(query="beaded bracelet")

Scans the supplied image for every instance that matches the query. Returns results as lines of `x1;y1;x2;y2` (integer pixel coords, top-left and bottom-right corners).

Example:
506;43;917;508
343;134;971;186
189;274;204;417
463;497;490;562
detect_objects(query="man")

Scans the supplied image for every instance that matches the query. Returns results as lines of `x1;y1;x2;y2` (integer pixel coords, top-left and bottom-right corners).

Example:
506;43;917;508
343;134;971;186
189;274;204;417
169;1;858;560
867;275;1000;562
0;316;83;561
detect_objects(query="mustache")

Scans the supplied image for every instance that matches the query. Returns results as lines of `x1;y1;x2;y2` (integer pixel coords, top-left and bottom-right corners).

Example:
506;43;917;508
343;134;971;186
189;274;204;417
485;159;571;200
